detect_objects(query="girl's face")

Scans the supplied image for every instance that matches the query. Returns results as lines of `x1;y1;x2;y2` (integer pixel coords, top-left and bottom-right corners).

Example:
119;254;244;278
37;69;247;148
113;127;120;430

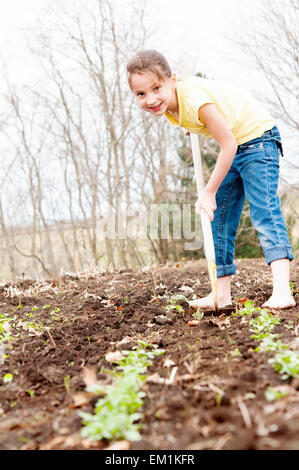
130;71;178;116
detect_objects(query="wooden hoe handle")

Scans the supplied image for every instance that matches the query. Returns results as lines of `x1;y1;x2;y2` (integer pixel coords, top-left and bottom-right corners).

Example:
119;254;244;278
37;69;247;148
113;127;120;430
190;133;218;313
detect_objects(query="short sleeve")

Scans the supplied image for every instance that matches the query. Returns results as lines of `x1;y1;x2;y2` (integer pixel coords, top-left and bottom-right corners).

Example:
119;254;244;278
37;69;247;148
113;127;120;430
183;87;214;124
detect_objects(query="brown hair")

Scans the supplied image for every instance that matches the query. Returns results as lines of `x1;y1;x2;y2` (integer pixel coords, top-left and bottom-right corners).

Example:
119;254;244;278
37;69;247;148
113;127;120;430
126;49;172;87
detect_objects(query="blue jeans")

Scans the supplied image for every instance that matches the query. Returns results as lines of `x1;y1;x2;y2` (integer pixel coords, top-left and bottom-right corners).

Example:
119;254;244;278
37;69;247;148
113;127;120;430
212;125;294;278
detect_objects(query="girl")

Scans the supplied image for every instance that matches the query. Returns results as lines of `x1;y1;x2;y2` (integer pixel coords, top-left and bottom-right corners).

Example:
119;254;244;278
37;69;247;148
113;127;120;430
126;49;295;310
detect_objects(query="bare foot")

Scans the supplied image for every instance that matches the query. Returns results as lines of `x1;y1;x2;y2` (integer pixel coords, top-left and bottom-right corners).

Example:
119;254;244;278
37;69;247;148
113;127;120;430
188;293;232;310
262;295;296;309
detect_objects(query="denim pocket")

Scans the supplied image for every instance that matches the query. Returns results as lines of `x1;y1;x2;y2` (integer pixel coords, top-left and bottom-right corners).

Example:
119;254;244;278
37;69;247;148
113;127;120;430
237;141;264;154
275;139;284;157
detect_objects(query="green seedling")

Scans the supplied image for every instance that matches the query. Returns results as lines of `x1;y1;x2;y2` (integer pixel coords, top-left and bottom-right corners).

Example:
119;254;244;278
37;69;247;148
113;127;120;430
25;321;44;331
34;414;44;422
164;294;187;315
284;321;294;330
192;310;204;320
215;391;224;406
226;335;235;345
237;301;299;380
26;389;34;398
3;373;13;383
79;375;145;441
269;350;299;380
265;387;288;401
230;348;241;357
64;375;71;394
254;334;287;353
233;300;256;316
0;313;17;345
78;341;164;442
290;281;298;296
50;307;60;315
249;310;280;334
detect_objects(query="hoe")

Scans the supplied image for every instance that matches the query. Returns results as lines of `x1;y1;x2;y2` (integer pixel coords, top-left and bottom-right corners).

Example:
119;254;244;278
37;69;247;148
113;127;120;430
190;133;219;314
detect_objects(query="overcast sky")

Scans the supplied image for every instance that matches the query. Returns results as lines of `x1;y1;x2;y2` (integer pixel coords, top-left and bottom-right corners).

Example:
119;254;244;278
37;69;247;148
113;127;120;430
0;0;297;184
0;0;253;85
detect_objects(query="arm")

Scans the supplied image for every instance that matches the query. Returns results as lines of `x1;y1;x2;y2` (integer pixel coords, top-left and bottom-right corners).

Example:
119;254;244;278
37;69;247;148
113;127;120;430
196;103;238;220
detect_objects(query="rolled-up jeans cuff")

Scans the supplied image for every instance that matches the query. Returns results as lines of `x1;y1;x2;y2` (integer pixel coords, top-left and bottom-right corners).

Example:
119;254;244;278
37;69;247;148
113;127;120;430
217;263;236;278
264;245;294;265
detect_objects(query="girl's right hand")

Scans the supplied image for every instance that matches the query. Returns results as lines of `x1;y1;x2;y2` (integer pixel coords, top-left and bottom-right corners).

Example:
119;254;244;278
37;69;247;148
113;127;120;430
195;189;217;222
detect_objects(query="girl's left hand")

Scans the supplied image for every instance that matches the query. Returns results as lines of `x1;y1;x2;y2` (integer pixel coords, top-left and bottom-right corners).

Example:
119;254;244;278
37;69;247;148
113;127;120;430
195;188;217;221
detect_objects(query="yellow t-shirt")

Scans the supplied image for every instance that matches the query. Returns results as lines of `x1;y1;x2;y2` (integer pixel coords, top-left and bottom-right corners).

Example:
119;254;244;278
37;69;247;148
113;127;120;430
164;76;275;145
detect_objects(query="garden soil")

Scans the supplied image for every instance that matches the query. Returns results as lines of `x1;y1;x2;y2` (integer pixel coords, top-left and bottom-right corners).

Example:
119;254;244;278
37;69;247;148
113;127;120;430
0;258;298;451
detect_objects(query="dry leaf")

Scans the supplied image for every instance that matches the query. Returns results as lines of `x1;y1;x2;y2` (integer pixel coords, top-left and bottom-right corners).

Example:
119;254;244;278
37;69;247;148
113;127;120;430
105;351;124;363
146;373;169;384
179;285;193;292
82;367;98;387
70;392;94;408
163;358;176;368
149;297;160;303
104;440;131;450
81;440;103;449
209;315;231;330
40;436;66;450
175;373;200;383
238;297;249;304
147;367;178;385
187;320;201;326
117;336;135;345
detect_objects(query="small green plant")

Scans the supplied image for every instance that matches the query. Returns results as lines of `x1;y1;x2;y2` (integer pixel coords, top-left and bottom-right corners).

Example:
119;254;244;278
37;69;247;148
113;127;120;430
164;295;187;315
50;307;60;316
290;281;298;296
233;300;256;316
249;310;280;334
226;335;235;345
78;341;164;442
253;333;287;353
269;350;299;380
0;314;14;344
64;375;71;394
192;310;204;320
230;348;241;357
25;321;44;332
236;301;299;380
3;373;13;383
265;387;288;401
215;390;224;406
